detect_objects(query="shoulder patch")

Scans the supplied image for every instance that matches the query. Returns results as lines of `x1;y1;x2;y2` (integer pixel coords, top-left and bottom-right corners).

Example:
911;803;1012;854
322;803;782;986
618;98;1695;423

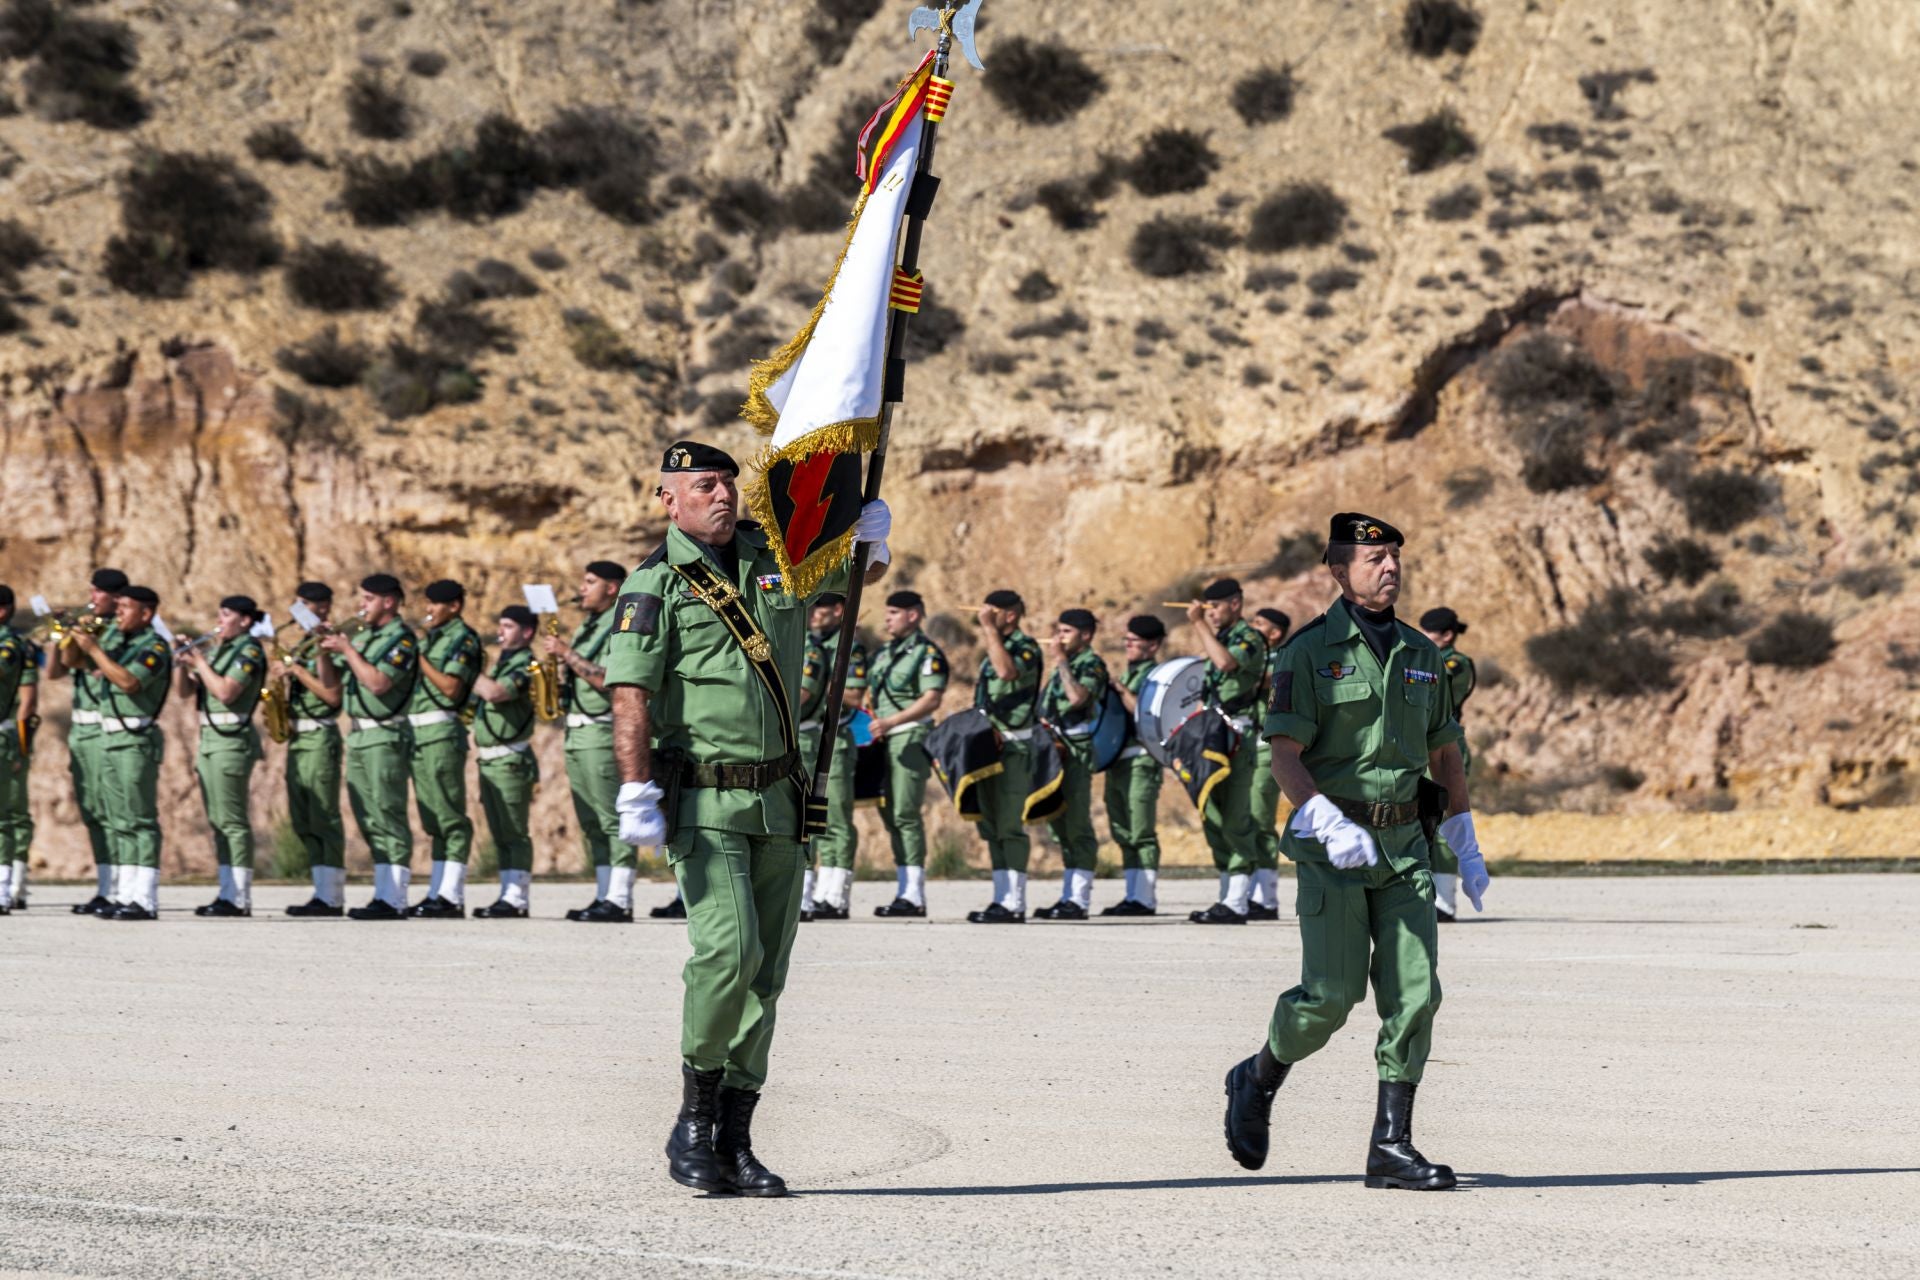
615;592;662;636
1270;671;1293;714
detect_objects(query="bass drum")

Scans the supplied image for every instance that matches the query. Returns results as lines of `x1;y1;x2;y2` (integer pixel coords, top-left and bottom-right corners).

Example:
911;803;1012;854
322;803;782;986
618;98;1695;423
1135;655;1209;768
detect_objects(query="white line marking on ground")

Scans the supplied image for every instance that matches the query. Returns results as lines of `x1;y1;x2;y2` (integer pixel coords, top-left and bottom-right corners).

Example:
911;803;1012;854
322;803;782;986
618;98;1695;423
0;1193;909;1280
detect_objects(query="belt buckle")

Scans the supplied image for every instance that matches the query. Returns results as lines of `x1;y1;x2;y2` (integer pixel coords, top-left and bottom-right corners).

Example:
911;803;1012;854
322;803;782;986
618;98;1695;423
1368;802;1391;828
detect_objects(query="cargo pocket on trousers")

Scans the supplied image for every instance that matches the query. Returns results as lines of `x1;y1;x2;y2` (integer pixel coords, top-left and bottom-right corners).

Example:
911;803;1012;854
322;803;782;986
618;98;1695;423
1296;884;1324;917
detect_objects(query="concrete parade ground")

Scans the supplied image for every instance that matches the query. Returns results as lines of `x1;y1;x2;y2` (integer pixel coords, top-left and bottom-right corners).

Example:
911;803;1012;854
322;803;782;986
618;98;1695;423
2;875;1916;1279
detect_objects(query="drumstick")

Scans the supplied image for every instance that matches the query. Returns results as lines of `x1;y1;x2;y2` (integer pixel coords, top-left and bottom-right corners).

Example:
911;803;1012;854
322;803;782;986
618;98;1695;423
1159;601;1200;608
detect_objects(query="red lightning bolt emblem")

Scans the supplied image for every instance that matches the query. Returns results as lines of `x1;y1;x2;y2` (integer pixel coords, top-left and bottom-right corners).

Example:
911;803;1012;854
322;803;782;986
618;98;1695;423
782;451;840;565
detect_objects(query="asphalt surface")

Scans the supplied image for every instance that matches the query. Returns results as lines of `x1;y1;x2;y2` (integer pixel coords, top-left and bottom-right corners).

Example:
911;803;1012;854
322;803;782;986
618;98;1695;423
2;875;1916;1278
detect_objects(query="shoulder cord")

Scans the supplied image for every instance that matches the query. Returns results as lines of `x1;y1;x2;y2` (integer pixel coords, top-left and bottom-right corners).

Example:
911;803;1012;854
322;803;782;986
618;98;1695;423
103;635;172;737
347;632;420;724
477;652;537;740
415;627;478;713
195;640;267;739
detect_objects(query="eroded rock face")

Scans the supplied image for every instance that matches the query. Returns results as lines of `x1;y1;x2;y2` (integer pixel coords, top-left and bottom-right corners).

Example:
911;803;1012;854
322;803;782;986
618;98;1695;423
2;0;1916;876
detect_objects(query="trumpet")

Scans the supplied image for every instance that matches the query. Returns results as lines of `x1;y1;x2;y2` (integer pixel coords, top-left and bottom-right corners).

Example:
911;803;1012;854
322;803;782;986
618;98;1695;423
29;608;109;650
528;614;565;722
172;630;219;659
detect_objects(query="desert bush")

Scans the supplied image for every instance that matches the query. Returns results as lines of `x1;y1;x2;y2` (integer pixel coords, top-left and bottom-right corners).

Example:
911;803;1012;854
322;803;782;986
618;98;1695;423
903;292;964;358
1518;425;1603;493
284;241;399;313
414;298;512;357
535;107;656;224
1129;216;1236;278
706;178;781;235
364;338;480;418
1245;267;1297;293
102;150;280;297
345;68;411;140
1443;466;1495;507
339;155;429;227
1489;333;1617;412
1383;109;1477;173
803;0;883;64
275;326;372;388
5;0;145;129
0;217;44;290
1579;68;1657;122
529;247;566;272
405;49;445;77
1525;602;1676;697
564;309;637;372
415;114;544;221
245;122;311;165
984;37;1105;125
444;258;538;303
1402;0;1481;58
1642;535;1719;586
1668;467;1770;534
1836;564;1903;599
1242;364;1272;387
1247;183;1347;253
1305;267;1361;296
1012;270;1057;303
1602;765;1645;792
0;296;23;334
1650;580;1746;638
1259;531;1323;579
1126;128;1219;197
1746;612;1835;669
1010;310;1090;341
1231;66;1295;125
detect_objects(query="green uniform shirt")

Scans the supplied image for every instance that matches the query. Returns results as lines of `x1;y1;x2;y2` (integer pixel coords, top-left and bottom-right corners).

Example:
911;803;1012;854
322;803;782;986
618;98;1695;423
1439;645;1476;723
198;635;266;740
286;640;339;722
103;625;173;721
974;629;1042;732
801;628;867;732
473;646;536;748
1040;647;1110;731
1207;619;1268;716
343;619;418;740
1262;599;1463;817
868;629;949;721
602;523;851;835
565;607;617;718
71;620;122;715
0;623;40;719
409;618;482;738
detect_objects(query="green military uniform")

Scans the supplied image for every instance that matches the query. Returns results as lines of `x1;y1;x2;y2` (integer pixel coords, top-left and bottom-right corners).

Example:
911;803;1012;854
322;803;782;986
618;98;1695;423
68;620;121;896
194;634;267;905
562;605;629;881
99;625;172;908
1104;656;1162;906
802;627;867;888
603;521;849;1091
971;628;1043;913
1250;640;1288;911
285;642;346;888
474;644;538;902
1428;644;1477;883
1261;598;1462;1082
1038;644;1109;912
0;622;40;908
867;627;949;880
1202;618;1268;907
407;616;482;901
343;618;418;902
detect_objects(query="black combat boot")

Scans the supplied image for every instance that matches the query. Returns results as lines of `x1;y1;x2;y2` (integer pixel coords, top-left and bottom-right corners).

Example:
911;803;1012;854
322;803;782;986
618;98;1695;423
665;1066;729;1193
714;1085;789;1197
1222;1044;1291;1170
1365;1081;1456;1190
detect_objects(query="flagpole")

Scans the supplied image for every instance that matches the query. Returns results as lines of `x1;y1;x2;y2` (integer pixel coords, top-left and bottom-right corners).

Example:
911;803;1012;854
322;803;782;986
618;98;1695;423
804;12;959;842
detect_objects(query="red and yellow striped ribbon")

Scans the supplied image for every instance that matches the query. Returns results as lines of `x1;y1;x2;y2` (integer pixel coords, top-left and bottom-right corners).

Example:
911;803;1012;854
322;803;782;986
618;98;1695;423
889;269;924;313
926;77;954;123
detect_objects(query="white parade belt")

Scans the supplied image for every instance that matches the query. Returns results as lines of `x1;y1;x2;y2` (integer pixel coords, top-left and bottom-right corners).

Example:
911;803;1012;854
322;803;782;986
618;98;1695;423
407;710;457;728
476;741;533;761
1229;715;1254;733
71;709;102;725
885;715;933;731
999;726;1036;742
1060;723;1096;739
349;716;400;733
100;716;153;734
291;718;334;734
565;713;612;728
199;711;243;728
1117;744;1149;760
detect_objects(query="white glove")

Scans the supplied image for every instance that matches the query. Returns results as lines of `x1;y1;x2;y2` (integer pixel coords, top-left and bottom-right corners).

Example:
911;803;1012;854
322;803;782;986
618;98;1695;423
1439;811;1489;912
617;780;667;847
1290;794;1378;870
853;498;891;544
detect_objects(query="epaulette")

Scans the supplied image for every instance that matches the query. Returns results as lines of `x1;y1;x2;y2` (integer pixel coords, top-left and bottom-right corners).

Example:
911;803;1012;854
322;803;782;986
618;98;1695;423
638;542;668;571
1396;620;1437;653
1279;614;1330;652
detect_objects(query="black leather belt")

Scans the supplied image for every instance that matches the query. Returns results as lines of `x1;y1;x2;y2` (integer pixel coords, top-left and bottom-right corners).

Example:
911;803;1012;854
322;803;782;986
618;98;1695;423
1329;796;1421;829
678;751;801;791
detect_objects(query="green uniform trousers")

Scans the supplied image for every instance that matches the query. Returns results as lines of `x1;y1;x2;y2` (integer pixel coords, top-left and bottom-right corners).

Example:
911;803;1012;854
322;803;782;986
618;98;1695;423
565;727;633;871
347;734;413;866
69;725;110;867
669;826;805;1091
811;728;857;872
1251;738;1282;872
973;737;1032;874
1048;736;1099;872
1428;741;1469;877
101;731;164;869
879;728;932;868
479;751;538;874
409;733;473;863
1268;838;1442;1083
195;730;261;870
287;728;346;869
1203;731;1261;876
1103;750;1161;870
0;733;32;863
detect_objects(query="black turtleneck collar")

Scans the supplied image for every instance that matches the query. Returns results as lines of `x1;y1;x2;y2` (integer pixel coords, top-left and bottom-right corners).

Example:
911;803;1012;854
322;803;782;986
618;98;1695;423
1345;598;1399;664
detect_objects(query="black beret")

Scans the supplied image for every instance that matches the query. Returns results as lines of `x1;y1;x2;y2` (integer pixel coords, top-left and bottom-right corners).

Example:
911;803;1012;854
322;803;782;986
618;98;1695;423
886;590;926;611
499;604;537;629
361;573;403;597
0;585;14;609
1419;606;1467;634
92;568;129;593
295;581;334;604
424;579;465;604
123;585;160;606
983;589;1023;611
1202;577;1242;601
220;595;261;620
661;441;739;475
1255;607;1292;633
585;560;627;583
1325;512;1405;550
1057;608;1097;632
813;592;846;608
1126;614;1167;641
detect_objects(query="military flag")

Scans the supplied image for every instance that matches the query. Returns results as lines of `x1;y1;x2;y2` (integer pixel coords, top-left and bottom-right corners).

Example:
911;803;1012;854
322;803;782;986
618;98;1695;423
1165;710;1239;811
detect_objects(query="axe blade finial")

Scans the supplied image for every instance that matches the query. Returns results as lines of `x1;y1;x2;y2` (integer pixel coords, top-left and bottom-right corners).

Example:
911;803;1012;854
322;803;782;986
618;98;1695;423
907;0;985;71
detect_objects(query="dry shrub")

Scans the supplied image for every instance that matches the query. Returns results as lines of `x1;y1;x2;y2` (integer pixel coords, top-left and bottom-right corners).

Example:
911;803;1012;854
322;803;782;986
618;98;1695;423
984;37;1105;125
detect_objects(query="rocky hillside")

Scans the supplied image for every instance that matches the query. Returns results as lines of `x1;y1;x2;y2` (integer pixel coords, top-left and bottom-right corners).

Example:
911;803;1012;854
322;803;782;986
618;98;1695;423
3;0;1917;876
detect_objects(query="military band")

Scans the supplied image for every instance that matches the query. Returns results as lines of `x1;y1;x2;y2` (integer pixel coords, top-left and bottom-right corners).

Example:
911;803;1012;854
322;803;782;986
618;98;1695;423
866;590;948;917
1186;578;1270;925
326;574;418;920
278;582;346;915
801;592;866;921
177;596;268;917
552;562;635;923
0;585;39;914
470;604;539;917
1419;606;1476;922
1100;615;1165;916
1033;608;1108;921
1246;606;1293;921
964;589;1043;924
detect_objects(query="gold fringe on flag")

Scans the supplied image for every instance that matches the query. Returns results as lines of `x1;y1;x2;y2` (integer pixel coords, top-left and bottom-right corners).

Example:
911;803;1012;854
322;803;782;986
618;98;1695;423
739;191;871;436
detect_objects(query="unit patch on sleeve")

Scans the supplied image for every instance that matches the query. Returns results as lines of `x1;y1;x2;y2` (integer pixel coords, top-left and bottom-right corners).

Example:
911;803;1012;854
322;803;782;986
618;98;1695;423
616;593;662;636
